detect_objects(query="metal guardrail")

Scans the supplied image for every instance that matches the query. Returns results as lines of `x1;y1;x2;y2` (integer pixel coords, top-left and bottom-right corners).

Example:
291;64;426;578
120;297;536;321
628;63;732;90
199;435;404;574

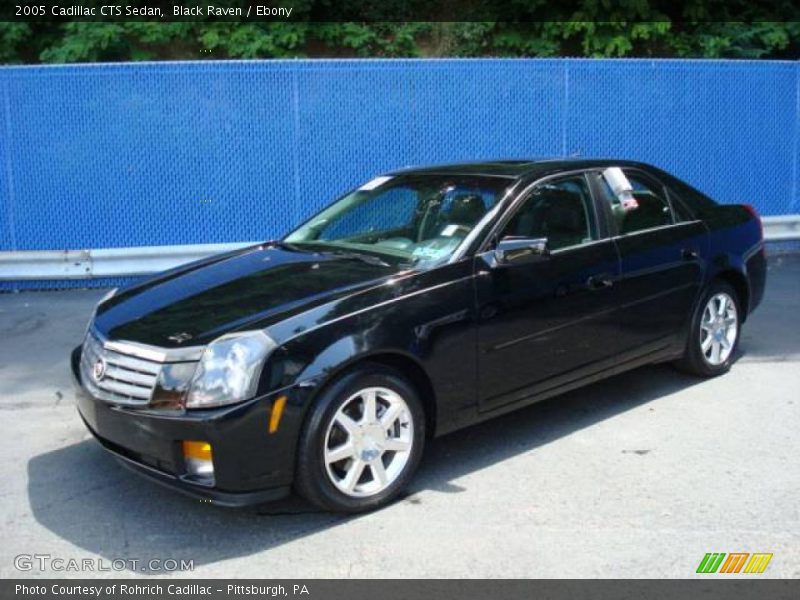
761;215;800;242
0;242;255;281
0;215;798;281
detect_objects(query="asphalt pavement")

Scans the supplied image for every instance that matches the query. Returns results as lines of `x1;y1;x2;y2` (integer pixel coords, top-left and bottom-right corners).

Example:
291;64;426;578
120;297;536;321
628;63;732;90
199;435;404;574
1;254;798;578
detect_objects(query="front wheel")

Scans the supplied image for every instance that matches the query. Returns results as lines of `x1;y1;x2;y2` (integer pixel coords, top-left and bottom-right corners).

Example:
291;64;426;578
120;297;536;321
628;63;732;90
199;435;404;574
294;365;425;513
676;281;741;377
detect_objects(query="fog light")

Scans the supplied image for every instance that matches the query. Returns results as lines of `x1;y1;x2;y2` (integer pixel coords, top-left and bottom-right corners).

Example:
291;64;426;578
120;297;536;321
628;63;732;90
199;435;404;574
182;441;214;483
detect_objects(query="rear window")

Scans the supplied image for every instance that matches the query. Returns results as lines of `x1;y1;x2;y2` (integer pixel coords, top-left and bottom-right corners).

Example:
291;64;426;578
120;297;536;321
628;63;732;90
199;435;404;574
658;172;719;220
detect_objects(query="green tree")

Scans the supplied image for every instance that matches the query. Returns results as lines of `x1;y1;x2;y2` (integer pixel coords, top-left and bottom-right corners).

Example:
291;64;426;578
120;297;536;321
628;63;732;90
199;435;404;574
0;1;798;64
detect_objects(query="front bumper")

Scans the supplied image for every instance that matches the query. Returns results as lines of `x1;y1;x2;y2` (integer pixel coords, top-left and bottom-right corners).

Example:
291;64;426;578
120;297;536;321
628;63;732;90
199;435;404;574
71;346;308;507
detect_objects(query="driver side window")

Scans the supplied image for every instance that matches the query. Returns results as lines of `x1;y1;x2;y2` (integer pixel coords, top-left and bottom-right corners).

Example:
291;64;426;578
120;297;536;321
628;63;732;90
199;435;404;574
501;175;598;251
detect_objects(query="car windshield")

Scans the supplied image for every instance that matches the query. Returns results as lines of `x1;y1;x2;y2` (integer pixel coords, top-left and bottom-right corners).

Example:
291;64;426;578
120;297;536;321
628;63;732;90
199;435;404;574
285;174;511;267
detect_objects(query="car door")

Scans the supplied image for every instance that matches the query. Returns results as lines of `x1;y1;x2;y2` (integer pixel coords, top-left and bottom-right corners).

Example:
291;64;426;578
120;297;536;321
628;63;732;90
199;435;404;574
475;172;621;412
595;167;707;358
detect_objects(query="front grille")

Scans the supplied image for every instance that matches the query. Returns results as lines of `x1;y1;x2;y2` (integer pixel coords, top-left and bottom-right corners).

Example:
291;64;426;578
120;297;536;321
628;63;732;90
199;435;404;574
80;333;160;407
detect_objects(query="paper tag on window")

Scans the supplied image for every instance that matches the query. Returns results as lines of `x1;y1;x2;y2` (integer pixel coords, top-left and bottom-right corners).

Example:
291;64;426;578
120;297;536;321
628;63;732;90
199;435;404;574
622;195;639;210
358;176;393;191
413;246;445;259
440;224;460;237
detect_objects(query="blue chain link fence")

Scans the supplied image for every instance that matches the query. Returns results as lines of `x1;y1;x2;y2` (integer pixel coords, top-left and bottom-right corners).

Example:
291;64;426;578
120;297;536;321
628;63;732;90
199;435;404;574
1;58;798;287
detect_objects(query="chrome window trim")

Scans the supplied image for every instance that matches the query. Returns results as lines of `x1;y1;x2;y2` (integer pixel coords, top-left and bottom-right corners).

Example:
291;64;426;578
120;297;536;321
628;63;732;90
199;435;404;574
609;219;702;241
548;237;613;256
90;328;205;363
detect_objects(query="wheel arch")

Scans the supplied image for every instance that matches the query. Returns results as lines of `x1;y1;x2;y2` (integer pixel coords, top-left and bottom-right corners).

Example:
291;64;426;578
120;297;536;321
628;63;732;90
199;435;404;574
712;268;750;321
304;350;438;439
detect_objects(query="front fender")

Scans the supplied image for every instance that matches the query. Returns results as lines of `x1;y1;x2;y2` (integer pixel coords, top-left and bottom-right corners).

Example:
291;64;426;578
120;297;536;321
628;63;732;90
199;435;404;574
258;261;479;435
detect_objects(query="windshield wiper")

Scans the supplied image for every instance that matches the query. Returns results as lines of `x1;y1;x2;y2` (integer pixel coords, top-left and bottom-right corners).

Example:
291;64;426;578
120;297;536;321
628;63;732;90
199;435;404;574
266;240;322;254
321;249;391;267
274;241;392;267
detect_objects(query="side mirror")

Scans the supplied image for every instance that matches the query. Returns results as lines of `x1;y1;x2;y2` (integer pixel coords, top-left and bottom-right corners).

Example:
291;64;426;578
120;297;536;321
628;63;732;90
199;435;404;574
494;236;550;265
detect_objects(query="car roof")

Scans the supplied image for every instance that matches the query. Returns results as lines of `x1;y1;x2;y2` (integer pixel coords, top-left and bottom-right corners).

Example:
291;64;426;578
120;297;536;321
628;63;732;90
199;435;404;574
386;158;654;180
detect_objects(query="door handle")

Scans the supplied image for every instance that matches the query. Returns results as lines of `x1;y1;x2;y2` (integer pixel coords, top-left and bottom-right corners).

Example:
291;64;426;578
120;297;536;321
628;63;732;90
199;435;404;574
587;274;614;290
682;247;699;260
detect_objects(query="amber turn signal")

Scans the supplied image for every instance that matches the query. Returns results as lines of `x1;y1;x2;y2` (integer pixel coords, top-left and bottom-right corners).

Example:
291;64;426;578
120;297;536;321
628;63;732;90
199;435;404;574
182;440;212;460
182;440;214;482
269;395;287;433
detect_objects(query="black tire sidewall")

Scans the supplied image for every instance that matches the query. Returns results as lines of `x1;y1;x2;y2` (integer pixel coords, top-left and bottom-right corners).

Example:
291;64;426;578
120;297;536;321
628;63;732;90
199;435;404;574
295;365;425;513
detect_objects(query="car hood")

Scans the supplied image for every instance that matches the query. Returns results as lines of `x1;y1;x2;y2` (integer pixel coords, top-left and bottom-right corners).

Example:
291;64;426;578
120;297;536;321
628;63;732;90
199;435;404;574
93;244;404;348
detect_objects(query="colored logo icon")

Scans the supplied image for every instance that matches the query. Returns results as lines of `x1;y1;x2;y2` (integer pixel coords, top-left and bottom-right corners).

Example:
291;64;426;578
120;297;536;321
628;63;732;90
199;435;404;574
696;553;773;574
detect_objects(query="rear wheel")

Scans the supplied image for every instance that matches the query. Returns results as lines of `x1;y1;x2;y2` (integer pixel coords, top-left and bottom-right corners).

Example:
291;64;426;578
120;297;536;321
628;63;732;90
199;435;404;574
294;365;425;513
676;281;741;377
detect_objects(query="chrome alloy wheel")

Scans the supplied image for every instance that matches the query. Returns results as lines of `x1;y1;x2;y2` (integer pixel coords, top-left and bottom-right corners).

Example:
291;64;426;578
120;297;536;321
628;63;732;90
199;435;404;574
323;387;414;498
700;292;738;366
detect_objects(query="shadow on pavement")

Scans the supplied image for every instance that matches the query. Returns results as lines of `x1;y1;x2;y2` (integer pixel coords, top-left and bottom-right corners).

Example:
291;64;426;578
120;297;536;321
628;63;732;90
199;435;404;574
28;362;705;573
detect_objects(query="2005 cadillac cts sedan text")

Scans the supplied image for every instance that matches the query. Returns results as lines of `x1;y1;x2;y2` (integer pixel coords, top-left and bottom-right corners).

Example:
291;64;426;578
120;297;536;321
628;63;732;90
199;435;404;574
72;160;766;512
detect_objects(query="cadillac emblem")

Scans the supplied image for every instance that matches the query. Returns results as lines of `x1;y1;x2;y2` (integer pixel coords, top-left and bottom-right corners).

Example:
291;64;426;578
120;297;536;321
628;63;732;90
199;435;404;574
92;358;107;382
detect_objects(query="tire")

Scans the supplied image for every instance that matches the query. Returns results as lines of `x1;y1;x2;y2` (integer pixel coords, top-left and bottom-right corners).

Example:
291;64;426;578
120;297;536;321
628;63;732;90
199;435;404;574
675;280;741;377
294;364;426;513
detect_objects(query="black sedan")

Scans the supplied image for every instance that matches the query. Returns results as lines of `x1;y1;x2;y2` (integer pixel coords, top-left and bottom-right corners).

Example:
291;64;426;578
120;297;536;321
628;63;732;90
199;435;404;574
72;159;766;512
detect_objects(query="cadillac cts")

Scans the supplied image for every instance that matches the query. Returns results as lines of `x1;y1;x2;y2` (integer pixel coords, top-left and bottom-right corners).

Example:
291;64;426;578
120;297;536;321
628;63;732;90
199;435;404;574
72;160;766;512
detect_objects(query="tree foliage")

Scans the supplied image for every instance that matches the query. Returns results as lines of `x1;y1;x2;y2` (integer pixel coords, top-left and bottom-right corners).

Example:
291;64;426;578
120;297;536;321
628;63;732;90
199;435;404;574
0;1;798;64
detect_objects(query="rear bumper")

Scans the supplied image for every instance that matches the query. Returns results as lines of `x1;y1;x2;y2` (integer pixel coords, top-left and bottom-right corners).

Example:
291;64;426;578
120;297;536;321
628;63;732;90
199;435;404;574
745;243;767;315
71;346;309;507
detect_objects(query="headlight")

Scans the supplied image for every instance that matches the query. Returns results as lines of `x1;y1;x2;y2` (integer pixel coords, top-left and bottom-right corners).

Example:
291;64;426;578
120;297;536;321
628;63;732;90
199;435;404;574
98;287;118;306
185;331;275;409
85;287;118;334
